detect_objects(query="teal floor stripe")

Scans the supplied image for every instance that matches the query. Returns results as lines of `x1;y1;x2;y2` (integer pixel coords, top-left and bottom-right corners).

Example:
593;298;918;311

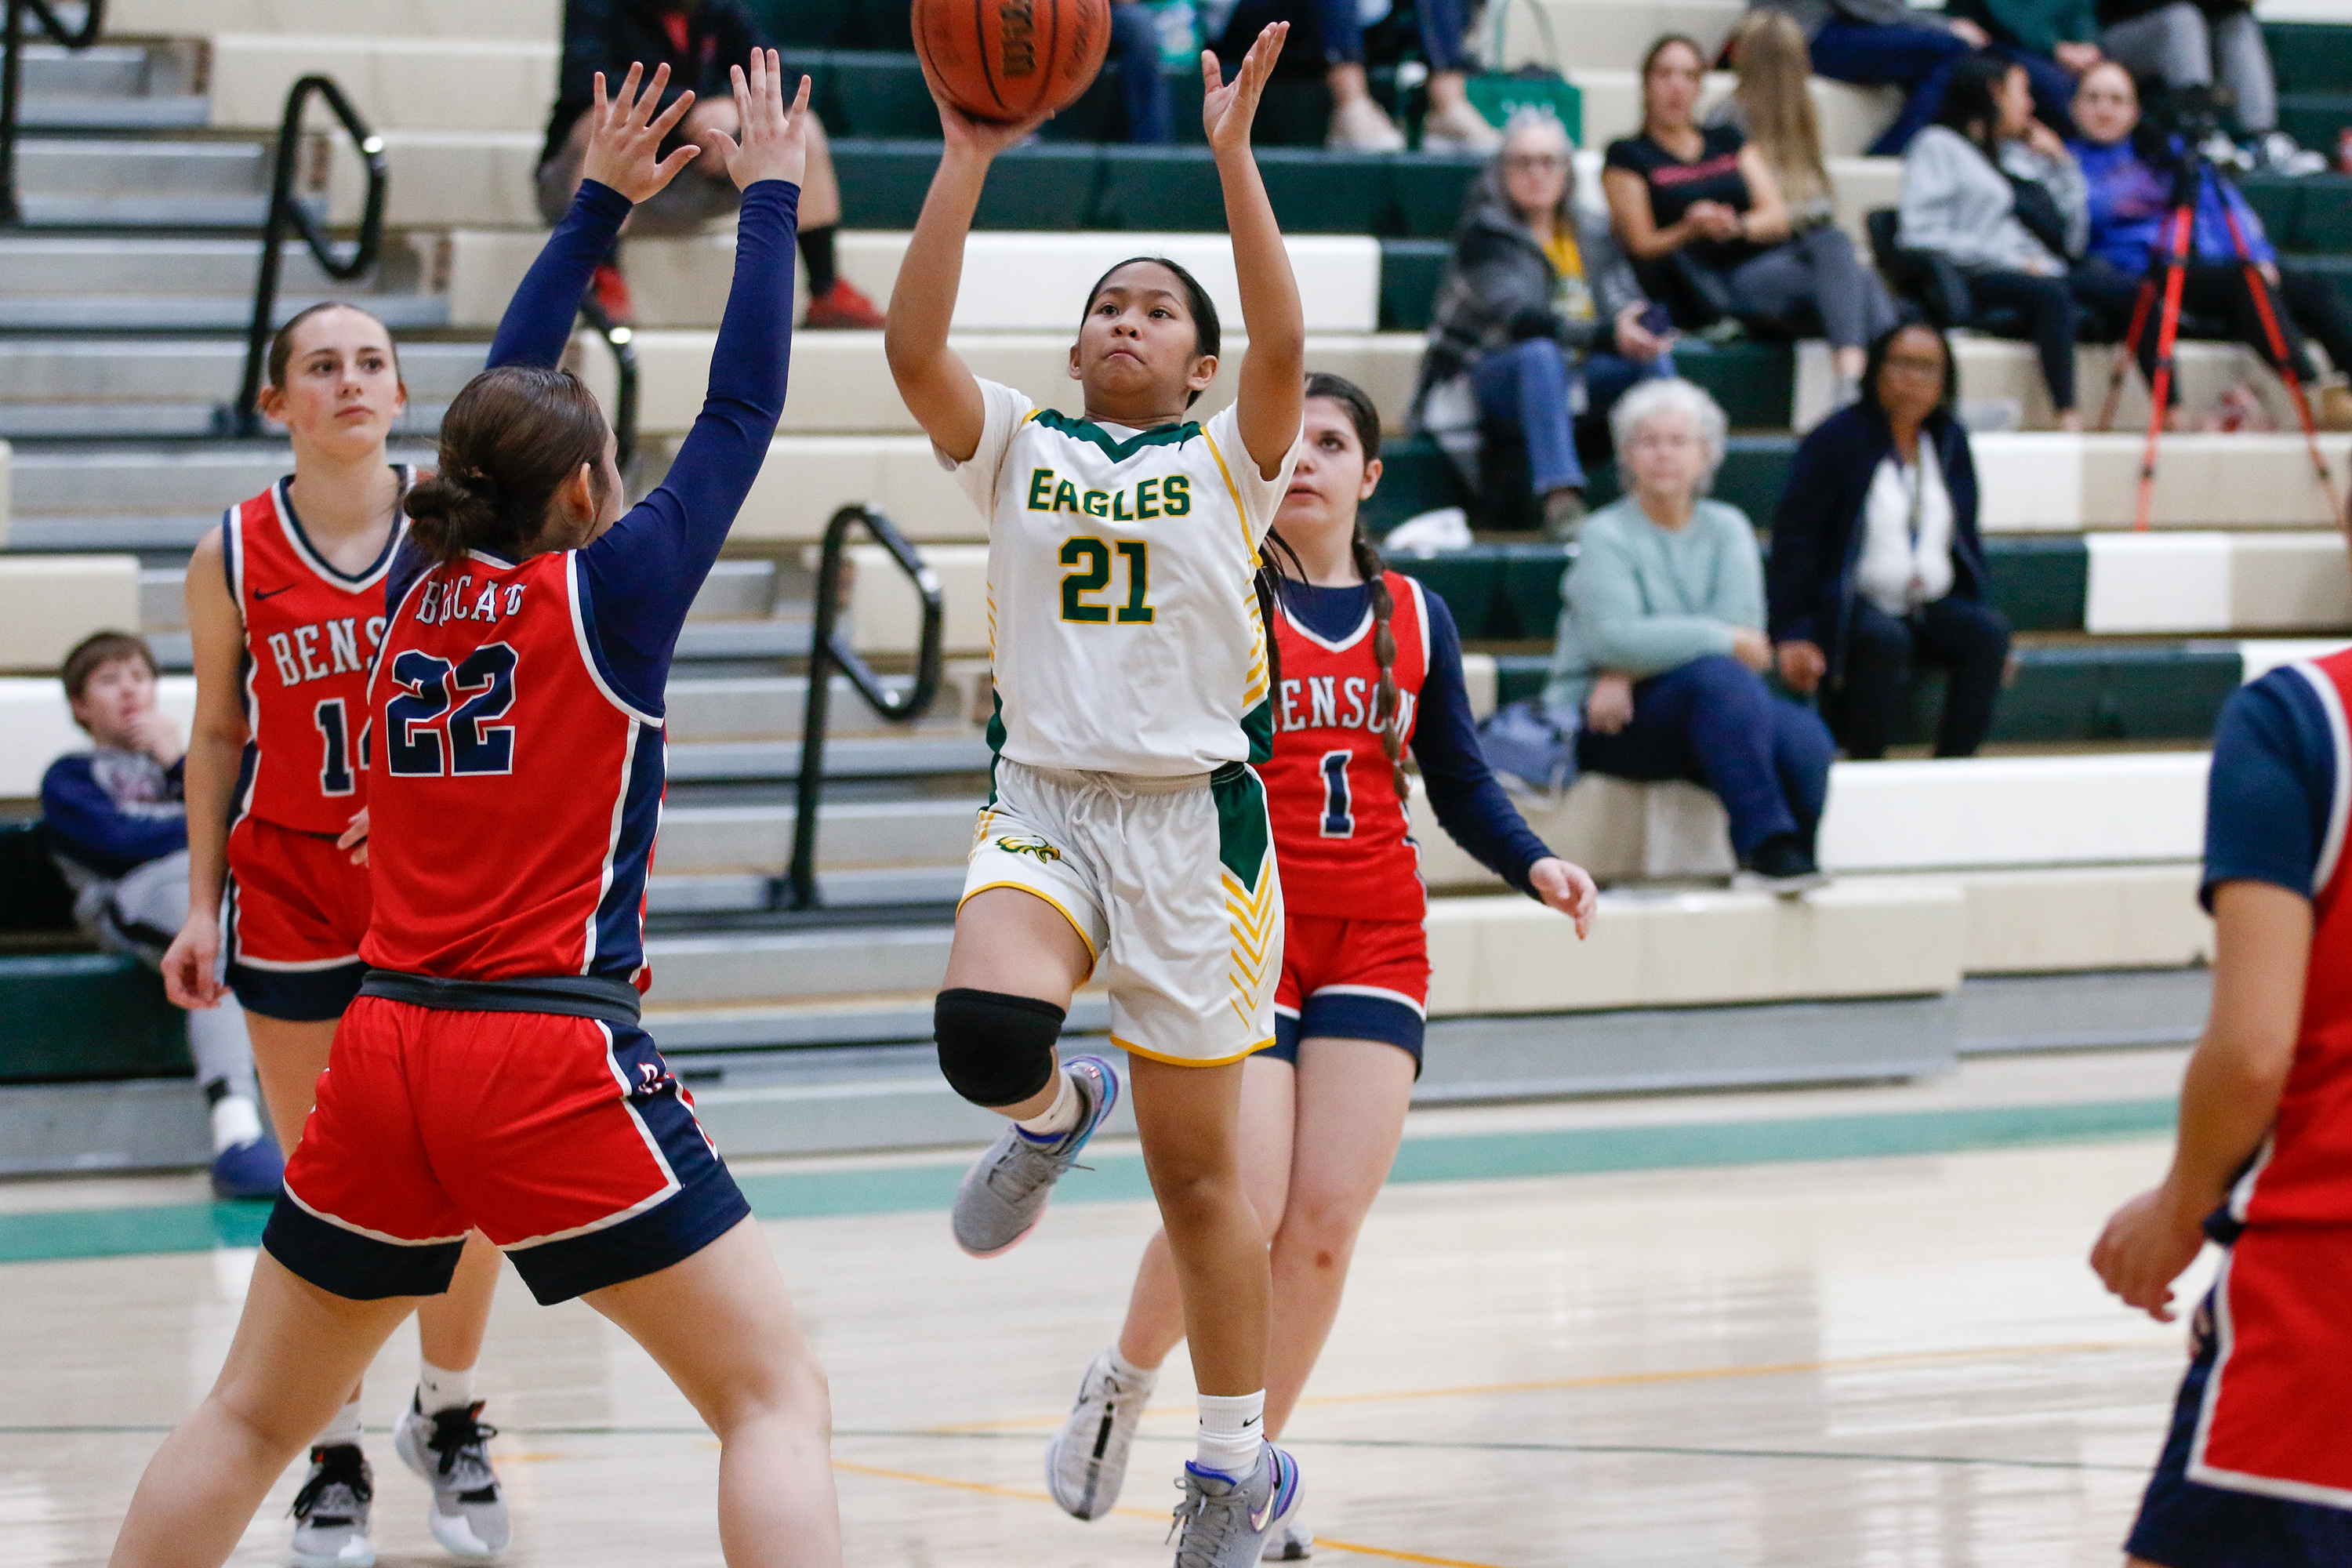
0;1098;2175;1269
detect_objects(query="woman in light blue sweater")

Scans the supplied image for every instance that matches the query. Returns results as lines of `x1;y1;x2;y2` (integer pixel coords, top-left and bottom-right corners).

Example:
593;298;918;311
1544;378;1835;890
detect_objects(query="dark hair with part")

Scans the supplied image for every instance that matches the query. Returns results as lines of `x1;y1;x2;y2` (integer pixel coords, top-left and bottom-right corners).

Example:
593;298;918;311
403;365;612;566
1264;372;1410;801
267;300;402;391
1080;256;1221;408
1862;320;1958;420
62;630;157;702
1937;54;2022;162
1640;33;1707;85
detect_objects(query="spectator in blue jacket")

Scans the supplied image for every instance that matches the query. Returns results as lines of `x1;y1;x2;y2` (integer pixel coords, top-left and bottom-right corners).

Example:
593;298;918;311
1769;323;2012;760
1545;378;1836;893
2067;62;2352;428
39;632;279;1199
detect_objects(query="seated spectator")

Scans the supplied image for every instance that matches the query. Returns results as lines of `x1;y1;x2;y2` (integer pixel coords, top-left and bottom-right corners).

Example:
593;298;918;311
537;0;884;327
1898;54;2089;428
1314;0;1497;151
38;633;281;1200
1606;34;1898;401
1414;109;1675;537
1714;10;1846;233
1544;379;1836;892
1770;323;2013;759
2067;61;2352;428
1944;0;2106;136
1748;0;1990;155
2094;0;2326;173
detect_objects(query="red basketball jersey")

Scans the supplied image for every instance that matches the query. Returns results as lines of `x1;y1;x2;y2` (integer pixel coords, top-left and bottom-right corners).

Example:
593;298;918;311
1260;573;1432;921
225;474;408;837
361;549;664;987
2230;647;2352;1230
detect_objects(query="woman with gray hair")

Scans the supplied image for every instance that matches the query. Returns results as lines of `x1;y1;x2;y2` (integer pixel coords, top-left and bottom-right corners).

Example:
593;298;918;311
1545;378;1836;891
1413;107;1676;536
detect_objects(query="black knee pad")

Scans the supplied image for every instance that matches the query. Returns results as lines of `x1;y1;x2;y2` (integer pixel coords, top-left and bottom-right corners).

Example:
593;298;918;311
935;987;1066;1109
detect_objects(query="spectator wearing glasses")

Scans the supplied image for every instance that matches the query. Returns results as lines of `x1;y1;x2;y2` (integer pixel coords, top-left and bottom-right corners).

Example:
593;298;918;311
1416;109;1675;536
1769;323;2011;760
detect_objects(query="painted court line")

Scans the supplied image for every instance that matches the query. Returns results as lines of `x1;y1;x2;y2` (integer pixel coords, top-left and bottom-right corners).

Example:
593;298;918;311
0;1098;2176;1267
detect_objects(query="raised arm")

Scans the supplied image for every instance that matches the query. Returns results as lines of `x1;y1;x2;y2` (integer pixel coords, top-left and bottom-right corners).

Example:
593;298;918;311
579;54;811;713
489;62;702;369
884;67;1051;463
159;527;248;1009
1204;24;1305;477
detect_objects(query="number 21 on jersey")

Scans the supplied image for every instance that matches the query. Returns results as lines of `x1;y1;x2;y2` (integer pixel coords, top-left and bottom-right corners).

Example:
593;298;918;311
1059;537;1154;625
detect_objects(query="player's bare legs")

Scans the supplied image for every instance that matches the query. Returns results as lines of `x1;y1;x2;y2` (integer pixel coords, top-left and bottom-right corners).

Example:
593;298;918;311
1117;1052;1295;1366
1116;1038;1414;1432
108;1256;417;1568
1127;1054;1269;1398
585;1218;841;1568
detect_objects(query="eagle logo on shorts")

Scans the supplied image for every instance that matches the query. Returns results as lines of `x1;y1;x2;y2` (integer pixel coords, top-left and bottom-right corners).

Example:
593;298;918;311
996;834;1063;865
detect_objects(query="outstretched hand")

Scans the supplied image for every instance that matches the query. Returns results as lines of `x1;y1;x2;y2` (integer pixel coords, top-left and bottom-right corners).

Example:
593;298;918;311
695;50;814;191
581;62;704;203
1203;21;1287;154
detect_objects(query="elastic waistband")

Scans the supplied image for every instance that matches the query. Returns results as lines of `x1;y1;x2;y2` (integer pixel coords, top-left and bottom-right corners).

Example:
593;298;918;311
358;971;642;1025
1011;758;1219;796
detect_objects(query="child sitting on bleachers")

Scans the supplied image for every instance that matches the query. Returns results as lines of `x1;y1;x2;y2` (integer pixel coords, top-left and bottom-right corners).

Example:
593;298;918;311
38;631;280;1200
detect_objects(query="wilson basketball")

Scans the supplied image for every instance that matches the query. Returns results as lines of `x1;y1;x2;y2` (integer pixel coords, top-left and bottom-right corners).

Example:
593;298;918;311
912;0;1112;124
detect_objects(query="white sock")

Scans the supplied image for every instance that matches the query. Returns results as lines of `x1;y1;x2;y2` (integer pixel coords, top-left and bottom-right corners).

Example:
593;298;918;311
1194;1389;1266;1477
314;1397;363;1450
209;1094;263;1155
1014;1065;1080;1142
417;1359;474;1415
1106;1345;1157;1390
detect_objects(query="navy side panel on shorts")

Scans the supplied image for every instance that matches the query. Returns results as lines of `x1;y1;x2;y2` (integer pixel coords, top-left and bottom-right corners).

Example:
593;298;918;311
229;960;366;1022
501;1024;751;1306
263;1199;466;1301
2126;1290;2352;1568
1270;994;1426;1069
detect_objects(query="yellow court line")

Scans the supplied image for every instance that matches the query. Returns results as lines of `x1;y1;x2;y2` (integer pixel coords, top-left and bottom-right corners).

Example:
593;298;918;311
831;1457;1514;1568
916;1338;2151;1433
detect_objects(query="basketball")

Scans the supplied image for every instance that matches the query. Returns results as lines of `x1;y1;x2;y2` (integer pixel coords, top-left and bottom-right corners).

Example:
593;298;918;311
911;0;1112;124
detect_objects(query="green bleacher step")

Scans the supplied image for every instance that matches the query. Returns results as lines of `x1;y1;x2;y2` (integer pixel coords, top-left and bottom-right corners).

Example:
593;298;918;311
2264;23;2352;97
0;953;189;1085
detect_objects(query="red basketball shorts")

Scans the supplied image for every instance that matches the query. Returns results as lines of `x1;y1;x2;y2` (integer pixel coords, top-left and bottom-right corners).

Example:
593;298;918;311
1266;913;1429;1067
225;815;372;1021
263;996;750;1305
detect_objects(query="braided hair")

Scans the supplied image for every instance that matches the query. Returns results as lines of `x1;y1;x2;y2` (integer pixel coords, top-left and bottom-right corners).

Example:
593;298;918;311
1268;372;1410;802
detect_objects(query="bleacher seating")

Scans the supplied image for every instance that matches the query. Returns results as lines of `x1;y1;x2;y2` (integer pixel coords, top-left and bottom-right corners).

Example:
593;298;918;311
8;0;2352;1141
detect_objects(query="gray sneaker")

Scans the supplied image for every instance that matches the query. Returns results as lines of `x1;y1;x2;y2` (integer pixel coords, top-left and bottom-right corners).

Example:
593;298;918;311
1171;1448;1302;1568
1047;1347;1157;1519
951;1054;1118;1258
394;1398;510;1560
289;1444;376;1568
1262;1515;1314;1560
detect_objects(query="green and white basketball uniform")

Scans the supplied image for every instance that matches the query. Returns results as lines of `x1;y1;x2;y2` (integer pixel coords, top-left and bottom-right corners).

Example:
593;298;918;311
942;378;1301;1065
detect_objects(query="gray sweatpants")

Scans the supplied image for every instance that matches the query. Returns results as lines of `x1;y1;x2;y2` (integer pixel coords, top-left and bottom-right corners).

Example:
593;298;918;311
86;850;259;1105
1727;225;1902;353
2100;2;2277;134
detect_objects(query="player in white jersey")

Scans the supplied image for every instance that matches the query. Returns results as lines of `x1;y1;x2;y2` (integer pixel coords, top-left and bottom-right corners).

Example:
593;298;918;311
886;24;1306;1568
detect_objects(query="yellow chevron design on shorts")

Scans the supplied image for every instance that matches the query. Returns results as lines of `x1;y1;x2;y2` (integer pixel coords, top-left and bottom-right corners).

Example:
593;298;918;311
1223;855;1279;1013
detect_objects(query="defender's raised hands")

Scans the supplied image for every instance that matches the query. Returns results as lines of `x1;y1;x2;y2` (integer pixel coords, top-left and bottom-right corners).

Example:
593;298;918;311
695;49;815;192
1203;21;1287;154
580;61;704;203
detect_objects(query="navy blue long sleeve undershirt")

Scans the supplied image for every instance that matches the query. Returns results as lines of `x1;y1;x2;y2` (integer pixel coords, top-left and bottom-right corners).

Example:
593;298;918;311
1279;580;1554;896
400;176;799;717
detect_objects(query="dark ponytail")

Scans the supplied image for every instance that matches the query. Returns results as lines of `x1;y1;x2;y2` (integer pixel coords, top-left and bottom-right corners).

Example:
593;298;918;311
404;365;611;566
1263;372;1411;801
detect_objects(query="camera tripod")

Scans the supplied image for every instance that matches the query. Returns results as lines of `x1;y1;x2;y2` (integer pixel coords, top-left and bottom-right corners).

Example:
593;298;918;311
2092;147;2346;532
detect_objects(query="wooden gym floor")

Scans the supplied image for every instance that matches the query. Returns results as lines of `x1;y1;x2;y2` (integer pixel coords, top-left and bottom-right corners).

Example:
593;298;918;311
0;1047;2203;1566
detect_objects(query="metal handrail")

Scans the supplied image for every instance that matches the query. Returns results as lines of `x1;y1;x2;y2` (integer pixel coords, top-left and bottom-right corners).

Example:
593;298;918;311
230;74;386;437
575;294;640;475
787;505;945;910
0;0;106;224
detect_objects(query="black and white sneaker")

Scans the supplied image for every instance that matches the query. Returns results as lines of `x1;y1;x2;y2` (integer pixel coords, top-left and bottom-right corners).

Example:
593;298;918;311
289;1443;375;1568
1733;833;1828;896
394;1398;510;1560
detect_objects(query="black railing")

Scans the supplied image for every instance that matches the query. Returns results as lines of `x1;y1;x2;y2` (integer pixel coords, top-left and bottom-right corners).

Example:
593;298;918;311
1;0;104;224
575;295;640;474
230;74;386;437
787;505;945;910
